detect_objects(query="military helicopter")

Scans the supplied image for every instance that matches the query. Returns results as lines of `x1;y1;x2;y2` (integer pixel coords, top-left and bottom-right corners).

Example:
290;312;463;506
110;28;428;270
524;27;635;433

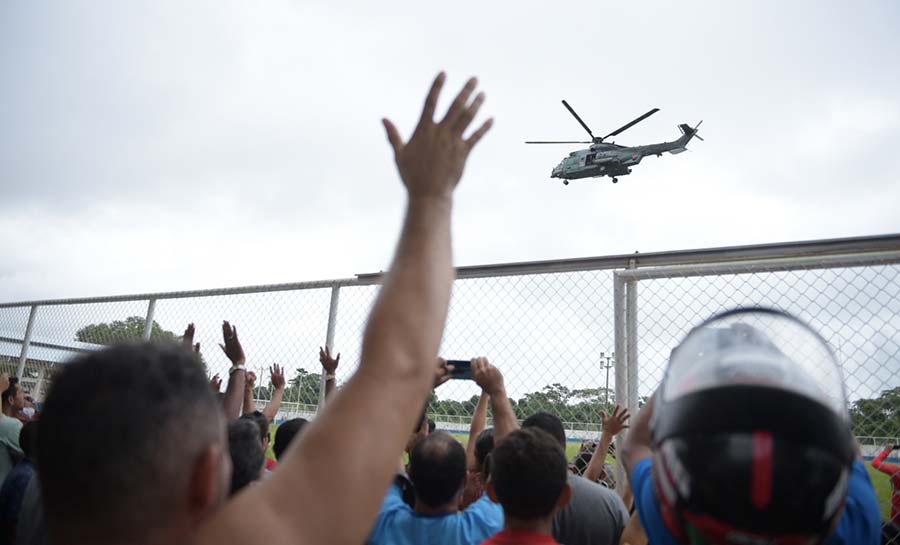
526;100;703;185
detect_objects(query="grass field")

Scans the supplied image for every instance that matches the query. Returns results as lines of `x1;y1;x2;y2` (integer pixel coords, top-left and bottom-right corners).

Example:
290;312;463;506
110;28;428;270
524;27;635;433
268;424;895;521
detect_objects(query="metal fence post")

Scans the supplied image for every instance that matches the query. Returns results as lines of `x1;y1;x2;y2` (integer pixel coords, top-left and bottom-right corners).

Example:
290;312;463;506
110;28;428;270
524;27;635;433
16;305;39;379
142;299;157;341
625;277;639;418
612;273;627;496
319;286;341;410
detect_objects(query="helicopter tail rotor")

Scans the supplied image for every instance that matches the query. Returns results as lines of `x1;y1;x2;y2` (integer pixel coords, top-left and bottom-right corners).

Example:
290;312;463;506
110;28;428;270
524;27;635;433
678;121;704;142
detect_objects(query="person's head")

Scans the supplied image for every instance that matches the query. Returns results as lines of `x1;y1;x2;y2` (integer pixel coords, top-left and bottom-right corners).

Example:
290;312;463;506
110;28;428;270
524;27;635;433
570;442;593;477
241;410;270;451
473;427;494;472
408;431;467;511
651;308;856;544
227;419;264;496
38;343;229;545
22;394;36;419
272;417;308;461
2;377;25;412
487;428;571;522
19;420;37;461
522;411;566;450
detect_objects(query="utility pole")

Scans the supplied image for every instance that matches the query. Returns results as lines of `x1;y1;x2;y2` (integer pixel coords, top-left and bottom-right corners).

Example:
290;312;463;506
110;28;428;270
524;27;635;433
601;351;615;405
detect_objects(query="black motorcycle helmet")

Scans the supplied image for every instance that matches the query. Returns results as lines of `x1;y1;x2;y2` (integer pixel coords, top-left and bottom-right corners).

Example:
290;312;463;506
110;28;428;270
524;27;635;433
650;308;855;545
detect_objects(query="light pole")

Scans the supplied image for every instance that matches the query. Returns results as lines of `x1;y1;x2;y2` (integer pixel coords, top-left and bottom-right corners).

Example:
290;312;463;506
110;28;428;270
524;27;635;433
600;351;615;406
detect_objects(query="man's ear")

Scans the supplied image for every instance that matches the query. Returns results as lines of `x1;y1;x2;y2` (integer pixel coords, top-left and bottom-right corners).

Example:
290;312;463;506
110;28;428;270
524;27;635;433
486;480;499;503
188;444;230;519
556;482;572;510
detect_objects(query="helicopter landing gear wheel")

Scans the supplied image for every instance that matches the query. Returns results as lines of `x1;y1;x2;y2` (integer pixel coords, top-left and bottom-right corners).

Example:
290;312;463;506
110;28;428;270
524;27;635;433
563;180;569;185
612;178;618;184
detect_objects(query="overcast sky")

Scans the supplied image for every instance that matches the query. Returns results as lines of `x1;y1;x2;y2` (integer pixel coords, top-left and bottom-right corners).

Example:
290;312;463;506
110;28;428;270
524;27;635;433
2;0;899;303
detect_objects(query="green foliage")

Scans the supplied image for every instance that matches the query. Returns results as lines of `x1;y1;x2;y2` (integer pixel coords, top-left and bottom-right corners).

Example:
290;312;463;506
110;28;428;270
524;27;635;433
850;387;900;437
75;316;207;373
428;382;616;425
76;316;176;344
283;367;324;405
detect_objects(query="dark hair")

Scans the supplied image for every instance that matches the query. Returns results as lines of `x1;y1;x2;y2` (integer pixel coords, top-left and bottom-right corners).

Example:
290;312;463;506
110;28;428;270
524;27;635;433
409;432;466;508
19;420;37;460
241;410;270;446
273;418;308;460
2;378;19;409
427;418;436;434
474;428;494;470
228;419;264;495
37;343;223;543
490;428;568;519
522;411;566;448
570;447;592;477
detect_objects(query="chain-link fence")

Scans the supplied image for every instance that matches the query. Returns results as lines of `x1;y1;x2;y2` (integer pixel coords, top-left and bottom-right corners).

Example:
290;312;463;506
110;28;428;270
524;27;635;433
1;234;898;524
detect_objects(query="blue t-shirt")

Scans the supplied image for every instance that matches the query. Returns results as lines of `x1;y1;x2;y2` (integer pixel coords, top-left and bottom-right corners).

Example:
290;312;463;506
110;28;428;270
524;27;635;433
367;481;504;545
632;458;881;545
0;459;34;522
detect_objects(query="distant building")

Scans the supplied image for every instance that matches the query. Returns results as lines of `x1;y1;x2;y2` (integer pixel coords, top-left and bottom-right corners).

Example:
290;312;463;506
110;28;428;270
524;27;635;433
0;332;104;401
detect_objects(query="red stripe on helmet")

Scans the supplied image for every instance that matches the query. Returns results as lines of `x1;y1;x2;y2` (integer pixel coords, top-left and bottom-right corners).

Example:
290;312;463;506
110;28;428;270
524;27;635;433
752;431;774;510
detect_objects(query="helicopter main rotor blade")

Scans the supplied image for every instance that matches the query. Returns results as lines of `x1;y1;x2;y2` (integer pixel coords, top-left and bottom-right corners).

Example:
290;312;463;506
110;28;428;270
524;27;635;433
602;108;660;140
561;100;595;140
525;140;592;144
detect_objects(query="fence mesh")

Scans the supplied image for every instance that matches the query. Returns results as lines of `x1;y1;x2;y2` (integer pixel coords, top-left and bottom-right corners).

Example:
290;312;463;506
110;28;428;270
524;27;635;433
629;258;900;527
0;249;898;525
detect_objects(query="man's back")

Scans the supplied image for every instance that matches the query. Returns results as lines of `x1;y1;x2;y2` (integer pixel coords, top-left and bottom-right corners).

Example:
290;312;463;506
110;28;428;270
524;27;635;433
368;482;503;545
0;416;22;484
553;474;629;545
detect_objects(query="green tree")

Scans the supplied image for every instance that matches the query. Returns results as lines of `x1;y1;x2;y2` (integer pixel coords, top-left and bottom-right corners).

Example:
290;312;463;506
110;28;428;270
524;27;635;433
284;368;324;406
76;316;177;344
850;387;900;437
75;316;207;372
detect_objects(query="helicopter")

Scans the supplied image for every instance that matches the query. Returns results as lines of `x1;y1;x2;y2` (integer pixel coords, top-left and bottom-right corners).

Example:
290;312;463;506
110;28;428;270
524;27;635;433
526;100;703;185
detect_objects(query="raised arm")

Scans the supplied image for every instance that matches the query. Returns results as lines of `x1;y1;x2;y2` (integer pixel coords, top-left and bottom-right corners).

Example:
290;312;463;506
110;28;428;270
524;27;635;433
622;394;655;477
584;404;630;483
473;358;519;442
466;390;490;470
871;444;900;476
195;73;492;545
219;321;246;420
242;371;257;416
262;365;286;423
319;347;340;401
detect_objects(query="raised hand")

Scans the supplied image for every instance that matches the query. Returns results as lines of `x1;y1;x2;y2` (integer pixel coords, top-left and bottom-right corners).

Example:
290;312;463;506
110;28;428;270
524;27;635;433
433;358;455;388
319;347;340;374
182;323;195;348
270;364;286;390
210;374;222;392
182;323;201;354
601;404;630;436
219;321;245;366
472;357;504;396
382;73;492;200
245;371;257;390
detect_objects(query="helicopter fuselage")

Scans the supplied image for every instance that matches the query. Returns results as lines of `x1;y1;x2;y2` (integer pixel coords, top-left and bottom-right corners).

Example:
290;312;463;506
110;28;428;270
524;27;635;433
551;132;693;181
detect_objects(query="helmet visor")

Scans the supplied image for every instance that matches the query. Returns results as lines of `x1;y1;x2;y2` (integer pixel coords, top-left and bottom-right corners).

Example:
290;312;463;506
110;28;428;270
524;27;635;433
661;308;848;420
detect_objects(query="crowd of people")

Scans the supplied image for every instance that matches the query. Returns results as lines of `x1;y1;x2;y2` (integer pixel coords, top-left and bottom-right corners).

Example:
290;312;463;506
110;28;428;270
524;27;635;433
0;74;892;545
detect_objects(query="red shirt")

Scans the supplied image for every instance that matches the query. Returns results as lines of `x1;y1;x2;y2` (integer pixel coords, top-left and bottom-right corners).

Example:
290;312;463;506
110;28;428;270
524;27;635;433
871;446;900;524
480;529;561;545
265;457;278;471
